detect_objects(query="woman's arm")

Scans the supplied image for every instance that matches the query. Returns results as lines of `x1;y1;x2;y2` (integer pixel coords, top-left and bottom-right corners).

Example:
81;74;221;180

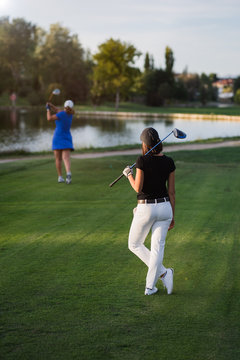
167;171;175;230
128;168;144;193
46;109;58;122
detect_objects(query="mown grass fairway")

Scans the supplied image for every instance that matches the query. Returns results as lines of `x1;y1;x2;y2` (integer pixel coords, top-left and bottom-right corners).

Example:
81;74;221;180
0;148;240;359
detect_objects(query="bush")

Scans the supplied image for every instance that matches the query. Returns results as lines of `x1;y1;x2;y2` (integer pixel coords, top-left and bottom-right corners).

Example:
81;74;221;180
234;88;240;105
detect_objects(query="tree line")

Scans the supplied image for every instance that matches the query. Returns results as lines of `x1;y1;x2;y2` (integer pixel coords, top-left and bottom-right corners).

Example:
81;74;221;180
1;17;240;108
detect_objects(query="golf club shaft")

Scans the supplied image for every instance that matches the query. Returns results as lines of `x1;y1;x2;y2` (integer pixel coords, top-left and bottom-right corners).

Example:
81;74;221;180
48;89;61;102
109;173;125;187
109;131;173;187
48;93;54;102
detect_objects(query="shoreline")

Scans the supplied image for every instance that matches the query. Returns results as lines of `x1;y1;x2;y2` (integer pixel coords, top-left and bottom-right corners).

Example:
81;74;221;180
1;106;239;121
75;110;240;121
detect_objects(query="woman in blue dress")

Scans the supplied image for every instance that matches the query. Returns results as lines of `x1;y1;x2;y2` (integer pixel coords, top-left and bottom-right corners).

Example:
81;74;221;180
46;100;74;184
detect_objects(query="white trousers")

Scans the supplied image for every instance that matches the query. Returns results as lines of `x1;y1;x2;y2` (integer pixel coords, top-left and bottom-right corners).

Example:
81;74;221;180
128;201;173;289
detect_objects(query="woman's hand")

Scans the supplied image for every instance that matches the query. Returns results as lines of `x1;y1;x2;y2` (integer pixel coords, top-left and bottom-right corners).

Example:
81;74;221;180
47;102;59;113
168;218;175;230
123;166;133;177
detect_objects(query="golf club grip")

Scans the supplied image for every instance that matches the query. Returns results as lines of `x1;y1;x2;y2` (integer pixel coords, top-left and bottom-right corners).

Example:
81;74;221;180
109;173;124;187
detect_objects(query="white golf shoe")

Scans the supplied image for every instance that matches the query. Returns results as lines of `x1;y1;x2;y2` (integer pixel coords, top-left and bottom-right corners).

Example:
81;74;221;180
145;286;158;295
161;268;174;294
66;174;72;184
58;176;65;183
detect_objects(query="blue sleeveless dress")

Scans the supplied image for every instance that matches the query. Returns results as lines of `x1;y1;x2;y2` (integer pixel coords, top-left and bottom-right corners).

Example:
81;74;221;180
52;111;74;150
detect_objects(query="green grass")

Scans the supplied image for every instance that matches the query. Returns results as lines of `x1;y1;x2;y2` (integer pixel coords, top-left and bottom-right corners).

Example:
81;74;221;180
0;92;30;107
0;148;240;359
1;95;240;116
75;101;240;116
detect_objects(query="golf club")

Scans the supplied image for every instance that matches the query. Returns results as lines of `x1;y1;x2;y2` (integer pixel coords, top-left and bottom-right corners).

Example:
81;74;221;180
109;128;187;187
48;88;61;102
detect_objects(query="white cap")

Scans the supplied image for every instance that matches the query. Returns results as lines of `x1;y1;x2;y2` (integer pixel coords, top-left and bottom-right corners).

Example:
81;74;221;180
64;100;74;108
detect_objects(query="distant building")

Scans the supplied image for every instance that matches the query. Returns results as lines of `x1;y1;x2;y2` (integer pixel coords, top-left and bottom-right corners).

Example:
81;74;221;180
212;78;234;102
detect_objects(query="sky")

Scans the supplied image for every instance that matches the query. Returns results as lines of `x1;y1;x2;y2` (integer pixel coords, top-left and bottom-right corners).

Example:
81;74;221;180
0;0;239;77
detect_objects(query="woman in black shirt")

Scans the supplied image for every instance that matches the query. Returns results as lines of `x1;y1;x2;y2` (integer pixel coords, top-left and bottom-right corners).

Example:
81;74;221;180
123;127;175;295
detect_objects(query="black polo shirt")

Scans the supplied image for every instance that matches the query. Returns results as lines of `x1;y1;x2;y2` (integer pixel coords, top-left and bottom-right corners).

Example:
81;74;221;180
136;154;176;200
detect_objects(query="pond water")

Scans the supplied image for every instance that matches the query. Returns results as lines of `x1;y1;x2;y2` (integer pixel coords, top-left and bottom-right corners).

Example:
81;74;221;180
0;108;240;152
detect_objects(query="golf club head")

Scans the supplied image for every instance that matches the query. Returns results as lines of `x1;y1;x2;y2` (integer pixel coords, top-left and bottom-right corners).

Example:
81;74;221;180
173;128;187;139
52;88;60;95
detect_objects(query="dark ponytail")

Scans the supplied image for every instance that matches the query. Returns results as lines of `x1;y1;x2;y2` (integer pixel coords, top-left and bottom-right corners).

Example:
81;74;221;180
142;142;162;156
65;106;75;115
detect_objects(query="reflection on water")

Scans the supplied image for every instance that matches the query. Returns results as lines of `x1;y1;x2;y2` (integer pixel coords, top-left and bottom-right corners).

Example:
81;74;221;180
0;108;240;152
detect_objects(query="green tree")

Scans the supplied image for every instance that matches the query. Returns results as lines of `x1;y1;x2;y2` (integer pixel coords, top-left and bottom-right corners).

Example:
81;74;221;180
141;47;177;106
37;23;90;102
209;73;218;83
144;53;150;72
144;52;154;72
0;17;37;94
91;38;141;110
177;73;201;101
200;73;218;104
234;76;240;94
234;88;240;104
143;69;171;106
173;78;188;101
0;64;13;95
165;46;174;74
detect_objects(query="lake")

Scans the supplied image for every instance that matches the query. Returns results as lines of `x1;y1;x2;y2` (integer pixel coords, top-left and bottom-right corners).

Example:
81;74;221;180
0;108;240;152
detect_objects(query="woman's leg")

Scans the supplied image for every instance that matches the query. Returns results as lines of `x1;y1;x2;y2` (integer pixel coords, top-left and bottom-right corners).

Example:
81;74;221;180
62;149;71;174
128;205;154;266
145;219;171;289
54;150;63;176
